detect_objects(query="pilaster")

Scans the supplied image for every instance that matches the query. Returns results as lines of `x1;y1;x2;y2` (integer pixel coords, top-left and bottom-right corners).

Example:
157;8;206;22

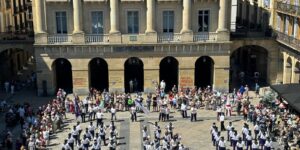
35;33;48;44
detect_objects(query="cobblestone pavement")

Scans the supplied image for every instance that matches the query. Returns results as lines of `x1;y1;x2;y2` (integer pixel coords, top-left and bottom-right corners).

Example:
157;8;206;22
1;90;282;150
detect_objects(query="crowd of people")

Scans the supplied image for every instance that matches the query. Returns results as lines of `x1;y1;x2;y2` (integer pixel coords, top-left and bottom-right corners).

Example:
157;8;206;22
141;122;187;150
1;88;66;150
1;77;300;150
210;86;300;150
61;120;119;150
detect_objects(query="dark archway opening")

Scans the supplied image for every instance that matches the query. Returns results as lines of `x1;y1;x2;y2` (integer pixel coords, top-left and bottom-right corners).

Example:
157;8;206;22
89;58;109;92
0;49;32;84
159;56;178;92
124;57;144;93
53;58;73;93
295;62;300;83
230;45;268;91
195;56;214;89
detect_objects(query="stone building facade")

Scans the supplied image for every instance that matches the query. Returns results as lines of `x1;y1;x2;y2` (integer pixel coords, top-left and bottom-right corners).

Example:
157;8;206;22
32;0;282;95
273;0;300;84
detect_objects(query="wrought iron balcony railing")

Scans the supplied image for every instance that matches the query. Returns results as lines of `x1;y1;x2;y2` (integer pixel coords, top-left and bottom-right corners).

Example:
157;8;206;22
85;34;109;44
157;33;181;43
276;1;300;16
193;32;217;42
274;30;300;52
48;34;72;44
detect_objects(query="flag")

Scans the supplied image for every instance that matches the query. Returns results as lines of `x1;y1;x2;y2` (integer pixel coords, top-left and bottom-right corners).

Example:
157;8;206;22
135;100;149;115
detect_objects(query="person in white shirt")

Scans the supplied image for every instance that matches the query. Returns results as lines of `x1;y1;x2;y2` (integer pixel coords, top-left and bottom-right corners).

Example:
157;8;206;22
181;102;187;118
88;105;94;121
82;135;90;149
67;133;75;150
229;127;235;146
94;133;101;146
4;81;9;93
108;140;116;150
91;140;101;150
96;110;104;127
83;97;89;113
236;138;245;150
264;138;272;150
72;126;79;144
214;132;221;149
226;122;233;141
92;104;98;120
165;106;170;121
251;140;259;150
28;138;36;150
77;140;84;150
88;122;96;138
259;131;267;150
190;106;197;122
246;132;252;150
218;137;226;150
62;139;71;150
110;106;117;121
253;123;260;140
18;106;25;119
219;113;226;131
99;125;106;146
232;131;239;150
43;128;50;146
160;80;166;91
131;105;137;122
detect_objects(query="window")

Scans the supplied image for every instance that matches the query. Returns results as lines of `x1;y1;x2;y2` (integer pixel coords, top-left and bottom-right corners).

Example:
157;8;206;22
276;14;281;30
293;17;298;38
56;11;67;34
163;11;174;33
91;11;103;34
295;0;299;5
5;0;11;9
198;10;209;32
127;11;139;34
284;15;289;34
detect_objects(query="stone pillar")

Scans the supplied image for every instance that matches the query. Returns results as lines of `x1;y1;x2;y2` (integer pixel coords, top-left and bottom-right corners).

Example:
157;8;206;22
72;0;84;44
145;0;156;33
34;0;47;44
110;0;120;34
282;52;287;84
217;0;228;32
73;0;83;33
35;0;45;33
180;0;192;33
217;0;230;41
291;58;296;83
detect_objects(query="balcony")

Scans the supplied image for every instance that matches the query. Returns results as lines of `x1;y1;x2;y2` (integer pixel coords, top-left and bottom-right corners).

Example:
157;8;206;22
48;34;72;44
276;1;300;16
85;34;109;44
0;32;34;43
193;32;217;42
274;30;300;52
157;33;181;43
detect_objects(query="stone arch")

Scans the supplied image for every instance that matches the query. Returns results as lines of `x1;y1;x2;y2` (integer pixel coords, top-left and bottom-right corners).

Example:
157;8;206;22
52;58;73;93
89;57;109;92
294;61;300;83
195;56;214;89
159;56;179;92
230;45;268;91
285;57;292;84
124;57;144;93
0;48;33;83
